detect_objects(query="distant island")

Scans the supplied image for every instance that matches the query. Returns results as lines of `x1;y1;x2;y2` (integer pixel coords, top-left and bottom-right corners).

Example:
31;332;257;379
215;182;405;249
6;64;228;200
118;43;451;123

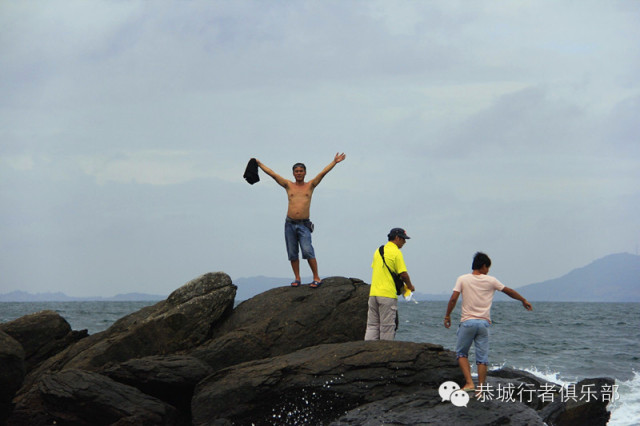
1;253;638;303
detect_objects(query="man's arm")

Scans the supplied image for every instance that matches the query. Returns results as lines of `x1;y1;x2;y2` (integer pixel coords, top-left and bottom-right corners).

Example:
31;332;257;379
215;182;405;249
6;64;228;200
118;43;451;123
309;152;346;188
255;159;289;188
399;271;415;292
501;287;533;311
444;291;460;328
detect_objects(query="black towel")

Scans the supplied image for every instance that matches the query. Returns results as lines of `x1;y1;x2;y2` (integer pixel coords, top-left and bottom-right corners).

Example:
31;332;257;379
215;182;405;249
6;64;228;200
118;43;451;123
243;158;260;184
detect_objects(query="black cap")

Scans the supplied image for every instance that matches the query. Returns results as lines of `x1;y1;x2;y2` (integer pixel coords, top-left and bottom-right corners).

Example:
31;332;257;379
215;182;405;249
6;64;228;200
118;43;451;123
388;228;410;239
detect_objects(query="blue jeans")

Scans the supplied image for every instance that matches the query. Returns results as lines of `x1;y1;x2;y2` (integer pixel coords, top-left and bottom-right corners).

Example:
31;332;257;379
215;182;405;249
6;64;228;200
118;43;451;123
284;220;315;261
455;319;490;365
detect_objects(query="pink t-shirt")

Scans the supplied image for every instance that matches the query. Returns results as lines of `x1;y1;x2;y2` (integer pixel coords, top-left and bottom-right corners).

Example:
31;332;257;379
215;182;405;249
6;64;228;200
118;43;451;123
453;273;505;323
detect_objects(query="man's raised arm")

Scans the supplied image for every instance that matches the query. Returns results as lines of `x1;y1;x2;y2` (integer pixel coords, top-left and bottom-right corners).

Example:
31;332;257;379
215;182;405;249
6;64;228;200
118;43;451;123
310;152;346;188
255;159;289;188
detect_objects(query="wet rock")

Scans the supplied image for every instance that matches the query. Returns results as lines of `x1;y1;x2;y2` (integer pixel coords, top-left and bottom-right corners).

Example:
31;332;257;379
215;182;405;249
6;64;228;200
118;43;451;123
332;390;545;425
191;340;462;425
539;377;615;426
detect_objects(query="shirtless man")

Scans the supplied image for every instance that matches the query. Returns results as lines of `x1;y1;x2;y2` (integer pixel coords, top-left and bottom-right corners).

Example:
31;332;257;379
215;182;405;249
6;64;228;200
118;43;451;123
255;153;346;288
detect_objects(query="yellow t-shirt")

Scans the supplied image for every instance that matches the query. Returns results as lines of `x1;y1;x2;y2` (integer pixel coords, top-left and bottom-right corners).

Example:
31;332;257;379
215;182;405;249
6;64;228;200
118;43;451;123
370;241;407;299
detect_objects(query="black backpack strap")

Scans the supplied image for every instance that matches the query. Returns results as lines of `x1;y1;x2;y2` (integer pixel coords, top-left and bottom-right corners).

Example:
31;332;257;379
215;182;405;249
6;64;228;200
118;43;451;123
379;245;393;275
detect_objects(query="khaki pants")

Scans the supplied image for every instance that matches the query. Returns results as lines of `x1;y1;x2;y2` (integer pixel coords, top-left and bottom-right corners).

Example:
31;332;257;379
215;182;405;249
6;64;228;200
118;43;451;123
364;296;398;341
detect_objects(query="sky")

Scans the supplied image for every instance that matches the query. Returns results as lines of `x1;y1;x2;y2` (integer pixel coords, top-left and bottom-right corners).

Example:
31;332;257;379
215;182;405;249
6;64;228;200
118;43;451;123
1;1;639;298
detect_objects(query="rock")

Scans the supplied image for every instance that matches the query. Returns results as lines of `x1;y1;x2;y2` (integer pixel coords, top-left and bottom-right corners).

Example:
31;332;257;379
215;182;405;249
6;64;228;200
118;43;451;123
0;331;25;423
102;355;214;413
190;276;369;370
332;390;546;425
191;340;462;425
19;272;236;392
0;310;88;372
8;369;179;426
5;273;616;425
539;377;615;426
487;367;562;410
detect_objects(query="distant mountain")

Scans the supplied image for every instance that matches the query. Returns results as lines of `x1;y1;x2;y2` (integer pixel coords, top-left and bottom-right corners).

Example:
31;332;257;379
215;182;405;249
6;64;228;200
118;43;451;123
4;253;637;303
501;252;640;302
0;291;166;302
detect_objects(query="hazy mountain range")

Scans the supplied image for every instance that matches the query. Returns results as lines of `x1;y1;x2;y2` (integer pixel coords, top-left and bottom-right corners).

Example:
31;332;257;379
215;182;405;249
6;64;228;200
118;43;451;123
1;253;638;303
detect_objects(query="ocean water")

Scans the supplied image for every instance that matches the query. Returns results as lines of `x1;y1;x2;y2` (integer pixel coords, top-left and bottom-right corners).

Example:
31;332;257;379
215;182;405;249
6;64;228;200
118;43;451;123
396;300;640;426
1;300;638;425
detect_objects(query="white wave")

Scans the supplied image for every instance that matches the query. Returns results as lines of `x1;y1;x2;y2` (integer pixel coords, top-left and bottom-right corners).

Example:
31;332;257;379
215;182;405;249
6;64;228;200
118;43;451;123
608;371;640;426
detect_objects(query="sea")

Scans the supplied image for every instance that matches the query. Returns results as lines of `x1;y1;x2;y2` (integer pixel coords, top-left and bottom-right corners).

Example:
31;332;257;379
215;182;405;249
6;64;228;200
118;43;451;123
1;300;638;425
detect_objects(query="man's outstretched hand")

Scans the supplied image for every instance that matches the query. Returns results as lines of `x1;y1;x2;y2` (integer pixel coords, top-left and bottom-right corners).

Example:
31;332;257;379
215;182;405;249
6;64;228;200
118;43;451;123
335;152;346;163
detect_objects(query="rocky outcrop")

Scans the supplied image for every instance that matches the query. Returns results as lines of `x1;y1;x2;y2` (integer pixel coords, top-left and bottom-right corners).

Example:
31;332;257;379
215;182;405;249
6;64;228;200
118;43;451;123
0;310;88;372
19;272;236;392
191;340;461;425
333;391;547;425
9;369;179;426
0;331;25;424
190;276;369;369
102;355;214;413
3;273;615;425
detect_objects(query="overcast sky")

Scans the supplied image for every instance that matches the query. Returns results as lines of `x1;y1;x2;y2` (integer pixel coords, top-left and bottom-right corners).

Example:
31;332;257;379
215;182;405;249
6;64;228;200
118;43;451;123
1;1;638;297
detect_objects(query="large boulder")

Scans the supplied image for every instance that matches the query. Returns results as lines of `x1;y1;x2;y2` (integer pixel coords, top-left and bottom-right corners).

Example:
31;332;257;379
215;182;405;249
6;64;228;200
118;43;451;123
190;276;369;370
0;331;25;423
102;355;214;413
19;272;236;392
539;377;615;425
332;390;546;425
0;310;88;372
8;369;179;426
191;340;462;425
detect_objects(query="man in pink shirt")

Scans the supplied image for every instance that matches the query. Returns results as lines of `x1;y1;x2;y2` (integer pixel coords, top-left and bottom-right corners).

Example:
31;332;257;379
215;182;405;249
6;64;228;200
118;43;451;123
444;252;532;392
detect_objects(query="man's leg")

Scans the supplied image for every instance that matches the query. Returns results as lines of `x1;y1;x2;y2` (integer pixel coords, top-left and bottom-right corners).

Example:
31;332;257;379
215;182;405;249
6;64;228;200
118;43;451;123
458;357;475;390
477;363;488;387
455;321;477;390
377;297;397;340
474;321;490;387
298;225;320;282
364;297;380;341
290;259;301;282
307;258;320;282
285;222;301;283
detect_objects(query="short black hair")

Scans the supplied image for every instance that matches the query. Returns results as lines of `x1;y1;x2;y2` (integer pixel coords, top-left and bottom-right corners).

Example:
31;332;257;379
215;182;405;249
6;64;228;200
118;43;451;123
292;163;306;171
472;252;491;270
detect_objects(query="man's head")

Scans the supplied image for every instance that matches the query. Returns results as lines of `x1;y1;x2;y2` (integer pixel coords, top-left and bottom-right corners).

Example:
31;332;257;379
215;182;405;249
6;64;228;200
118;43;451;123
472;252;491;271
292;162;306;182
388;228;410;248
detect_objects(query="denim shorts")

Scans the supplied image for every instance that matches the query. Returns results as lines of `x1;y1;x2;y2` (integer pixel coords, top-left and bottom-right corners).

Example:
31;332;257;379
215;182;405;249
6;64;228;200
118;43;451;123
455;319;491;365
284;220;315;261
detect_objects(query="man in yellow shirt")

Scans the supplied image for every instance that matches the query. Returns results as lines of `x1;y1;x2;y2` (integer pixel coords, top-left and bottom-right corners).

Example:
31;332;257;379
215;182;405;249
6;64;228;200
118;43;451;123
364;228;416;340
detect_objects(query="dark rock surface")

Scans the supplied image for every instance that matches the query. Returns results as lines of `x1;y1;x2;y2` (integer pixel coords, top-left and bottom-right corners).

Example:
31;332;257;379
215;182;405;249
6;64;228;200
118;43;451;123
0;310;88;372
3;272;616;425
190;276;369;370
191;340;461;425
102;355;214;413
20;272;236;392
0;331;25;423
9;369;179;426
332;390;546;425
